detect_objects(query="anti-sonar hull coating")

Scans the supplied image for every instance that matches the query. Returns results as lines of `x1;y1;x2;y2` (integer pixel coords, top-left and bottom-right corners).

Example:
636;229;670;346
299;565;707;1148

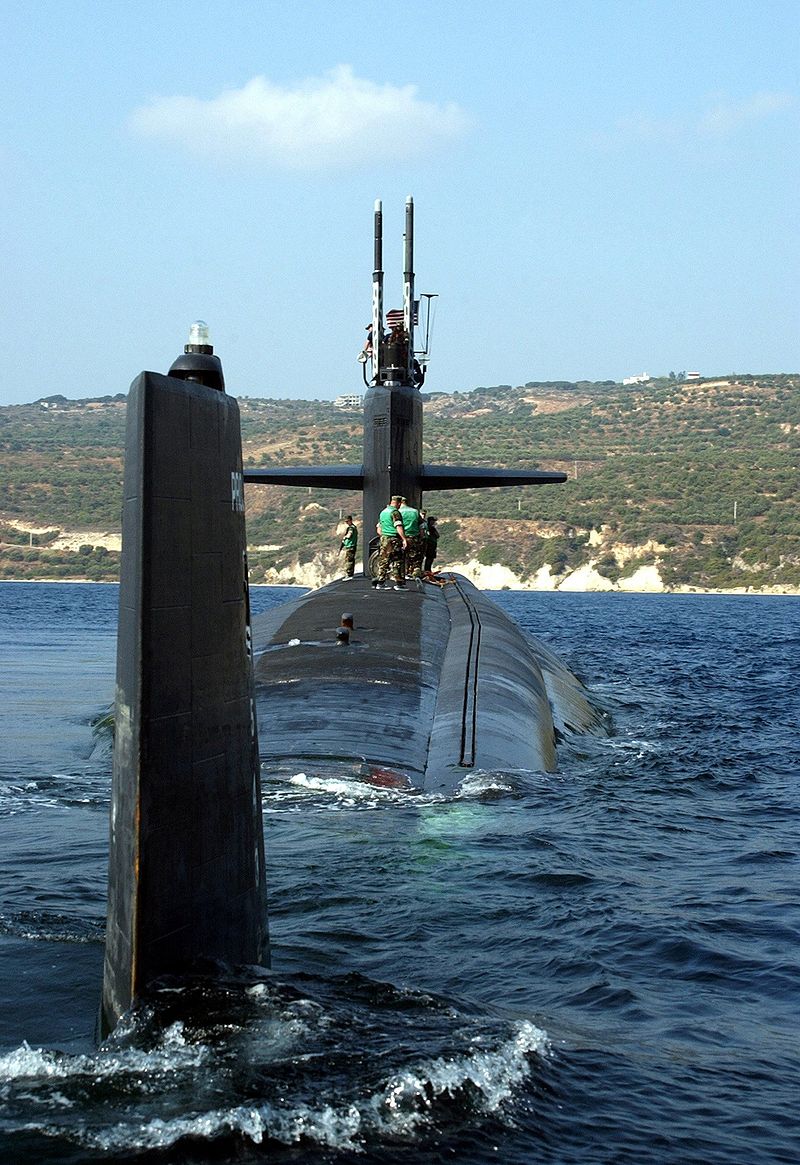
252;575;602;792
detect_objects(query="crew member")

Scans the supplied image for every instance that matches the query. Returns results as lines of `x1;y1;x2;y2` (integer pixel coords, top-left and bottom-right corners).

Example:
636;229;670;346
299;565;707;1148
374;495;407;589
399;497;423;579
339;515;358;577
358;324;373;364
423;515;440;572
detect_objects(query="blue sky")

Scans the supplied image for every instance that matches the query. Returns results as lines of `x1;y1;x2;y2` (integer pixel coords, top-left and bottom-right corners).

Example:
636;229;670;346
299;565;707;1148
2;0;798;405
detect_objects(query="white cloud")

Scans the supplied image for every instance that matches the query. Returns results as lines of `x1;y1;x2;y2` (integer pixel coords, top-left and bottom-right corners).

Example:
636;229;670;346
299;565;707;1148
697;92;794;137
129;66;468;169
602;90;795;149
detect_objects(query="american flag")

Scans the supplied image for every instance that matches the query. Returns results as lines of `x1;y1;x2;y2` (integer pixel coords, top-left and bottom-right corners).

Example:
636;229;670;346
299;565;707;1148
386;309;405;330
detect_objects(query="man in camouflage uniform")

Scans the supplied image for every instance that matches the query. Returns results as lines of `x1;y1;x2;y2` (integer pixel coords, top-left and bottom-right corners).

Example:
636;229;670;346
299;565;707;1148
423;515;439;572
339;515;358;577
399;497;424;579
374;495;408;589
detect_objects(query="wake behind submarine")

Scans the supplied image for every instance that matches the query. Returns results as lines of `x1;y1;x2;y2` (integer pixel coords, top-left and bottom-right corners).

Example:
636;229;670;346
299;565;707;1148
101;198;603;1033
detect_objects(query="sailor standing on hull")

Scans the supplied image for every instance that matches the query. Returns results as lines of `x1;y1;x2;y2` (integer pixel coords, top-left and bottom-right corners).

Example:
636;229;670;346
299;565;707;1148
339;515;358;577
399;497;424;579
373;496;408;590
423;515;439;572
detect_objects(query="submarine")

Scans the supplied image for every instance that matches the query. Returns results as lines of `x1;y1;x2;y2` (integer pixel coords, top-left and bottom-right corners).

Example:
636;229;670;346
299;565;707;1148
101;198;601;1033
246;198;598;791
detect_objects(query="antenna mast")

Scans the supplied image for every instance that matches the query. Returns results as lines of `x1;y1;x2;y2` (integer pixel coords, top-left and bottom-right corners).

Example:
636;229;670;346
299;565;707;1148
403;195;415;385
372;200;384;384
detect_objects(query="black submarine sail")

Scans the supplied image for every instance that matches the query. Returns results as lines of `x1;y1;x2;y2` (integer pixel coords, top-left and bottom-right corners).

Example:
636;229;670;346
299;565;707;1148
101;324;268;1034
101;200;601;1033
243;196;566;571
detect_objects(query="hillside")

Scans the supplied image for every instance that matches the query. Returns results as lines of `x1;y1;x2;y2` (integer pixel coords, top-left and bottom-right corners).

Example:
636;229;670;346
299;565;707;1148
1;373;798;591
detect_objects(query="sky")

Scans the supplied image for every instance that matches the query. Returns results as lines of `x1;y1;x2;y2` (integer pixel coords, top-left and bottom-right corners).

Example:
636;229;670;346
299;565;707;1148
2;0;798;406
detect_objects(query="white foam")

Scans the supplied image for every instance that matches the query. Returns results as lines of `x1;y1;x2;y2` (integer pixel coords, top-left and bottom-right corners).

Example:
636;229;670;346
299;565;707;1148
264;771;446;812
6;1019;550;1155
0;1024;209;1084
457;770;519;798
376;1019;550;1131
81;1098;366;1153
288;772;370;796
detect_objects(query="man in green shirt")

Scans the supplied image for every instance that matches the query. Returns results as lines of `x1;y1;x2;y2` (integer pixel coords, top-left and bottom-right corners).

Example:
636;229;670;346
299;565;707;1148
339;515;358;577
374;495;408;589
399;497;424;579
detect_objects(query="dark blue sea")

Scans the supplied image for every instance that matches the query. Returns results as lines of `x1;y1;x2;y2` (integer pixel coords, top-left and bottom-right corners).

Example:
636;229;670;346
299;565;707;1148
1;581;798;1164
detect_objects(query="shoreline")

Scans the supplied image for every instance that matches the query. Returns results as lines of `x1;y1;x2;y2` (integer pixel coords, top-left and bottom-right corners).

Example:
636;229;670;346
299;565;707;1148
1;576;798;597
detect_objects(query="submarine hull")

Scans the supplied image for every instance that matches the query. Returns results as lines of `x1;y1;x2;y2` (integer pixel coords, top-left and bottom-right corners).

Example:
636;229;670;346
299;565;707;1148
252;576;598;791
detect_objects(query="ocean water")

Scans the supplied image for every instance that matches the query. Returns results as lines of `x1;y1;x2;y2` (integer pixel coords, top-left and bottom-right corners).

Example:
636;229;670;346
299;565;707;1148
0;581;798;1164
